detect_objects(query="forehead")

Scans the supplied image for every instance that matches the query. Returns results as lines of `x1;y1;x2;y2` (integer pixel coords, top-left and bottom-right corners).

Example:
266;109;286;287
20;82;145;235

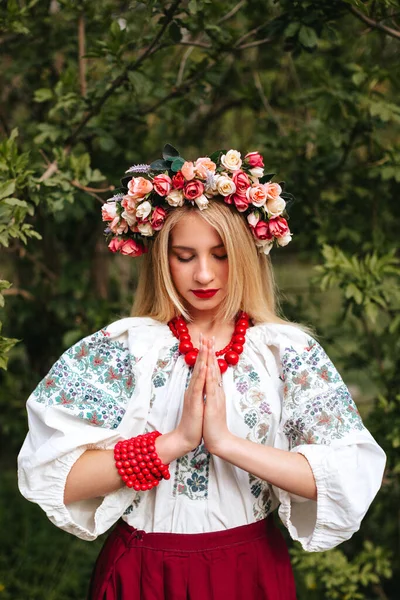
170;212;223;248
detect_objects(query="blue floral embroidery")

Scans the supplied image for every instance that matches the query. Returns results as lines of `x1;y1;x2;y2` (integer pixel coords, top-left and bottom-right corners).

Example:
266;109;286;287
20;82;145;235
281;338;364;448
173;442;210;500
31;329;135;429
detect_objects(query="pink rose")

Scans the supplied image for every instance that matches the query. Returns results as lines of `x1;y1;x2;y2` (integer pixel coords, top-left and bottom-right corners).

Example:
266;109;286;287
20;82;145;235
128;177;153;198
268;216;289;238
265;182;282;200
110;217;128;235
194;157;217;179
101;202;117;222
172;171;185;190
254;220;273;241
121;194;138;213
246;183;268;207
120;239;146;257
232;170;251;195
181;161;195;181
153;174;172;197
108;238;125;252
150;206;167;231
232;193;250;212
184;180;205;200
245;152;264;168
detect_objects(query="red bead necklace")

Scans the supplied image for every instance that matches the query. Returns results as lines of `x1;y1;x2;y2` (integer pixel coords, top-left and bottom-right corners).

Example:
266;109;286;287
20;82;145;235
168;311;250;374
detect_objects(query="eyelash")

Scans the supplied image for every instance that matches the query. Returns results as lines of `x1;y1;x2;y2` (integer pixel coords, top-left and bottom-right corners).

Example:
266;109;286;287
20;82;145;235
177;255;228;263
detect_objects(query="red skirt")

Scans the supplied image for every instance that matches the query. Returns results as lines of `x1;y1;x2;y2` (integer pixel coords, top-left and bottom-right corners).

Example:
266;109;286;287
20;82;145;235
88;516;297;600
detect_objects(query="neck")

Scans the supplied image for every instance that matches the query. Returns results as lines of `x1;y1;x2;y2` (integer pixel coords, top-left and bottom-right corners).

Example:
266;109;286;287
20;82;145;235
186;309;233;332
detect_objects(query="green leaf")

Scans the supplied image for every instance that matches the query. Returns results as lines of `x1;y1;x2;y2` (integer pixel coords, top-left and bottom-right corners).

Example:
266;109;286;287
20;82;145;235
150;159;170;171
345;283;363;305
171;157;185;172
284;22;300;38
298;25;318;48
162;144;180;160
34;88;53;103
259;174;275;184
208;149;226;163
0;180;16;200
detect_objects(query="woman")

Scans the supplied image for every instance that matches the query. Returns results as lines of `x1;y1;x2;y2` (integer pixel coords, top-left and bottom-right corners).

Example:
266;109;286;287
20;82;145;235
18;148;386;599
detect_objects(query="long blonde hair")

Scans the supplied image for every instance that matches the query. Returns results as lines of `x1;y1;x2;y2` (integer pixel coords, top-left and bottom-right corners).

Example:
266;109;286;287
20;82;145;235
132;202;289;324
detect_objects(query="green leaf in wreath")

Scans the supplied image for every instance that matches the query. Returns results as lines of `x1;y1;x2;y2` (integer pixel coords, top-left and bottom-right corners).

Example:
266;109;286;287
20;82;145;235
209;149;226;163
171;157;185;172
162;144;180;160
150;159;170;171
259;174;275;184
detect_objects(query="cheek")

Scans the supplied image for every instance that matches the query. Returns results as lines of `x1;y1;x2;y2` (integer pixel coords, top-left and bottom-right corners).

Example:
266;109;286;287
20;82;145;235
169;258;188;291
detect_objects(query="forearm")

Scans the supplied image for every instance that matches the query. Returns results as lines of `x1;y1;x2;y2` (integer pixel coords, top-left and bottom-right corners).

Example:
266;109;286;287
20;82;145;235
64;431;190;505
212;434;317;501
64;449;123;505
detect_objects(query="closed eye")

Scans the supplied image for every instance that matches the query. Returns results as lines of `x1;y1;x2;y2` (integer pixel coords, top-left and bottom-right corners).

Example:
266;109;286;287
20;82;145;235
176;254;227;263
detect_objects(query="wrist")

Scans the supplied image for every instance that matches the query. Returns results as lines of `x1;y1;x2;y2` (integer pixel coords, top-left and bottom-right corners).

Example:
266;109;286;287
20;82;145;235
206;431;237;458
155;429;193;464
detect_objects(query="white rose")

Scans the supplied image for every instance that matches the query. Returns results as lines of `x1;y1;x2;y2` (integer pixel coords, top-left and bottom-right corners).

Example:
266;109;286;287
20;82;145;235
266;196;286;217
277;233;292;247
217;176;236;197
136;201;152;219
255;240;273;255
194;194;209;210
121;210;137;227
204;173;219;196
220;149;242;172
247;212;260;227
137;221;154;237
166;189;184;207
249;167;264;180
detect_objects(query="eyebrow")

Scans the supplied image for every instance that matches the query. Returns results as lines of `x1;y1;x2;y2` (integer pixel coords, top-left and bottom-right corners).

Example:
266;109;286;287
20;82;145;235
171;244;225;251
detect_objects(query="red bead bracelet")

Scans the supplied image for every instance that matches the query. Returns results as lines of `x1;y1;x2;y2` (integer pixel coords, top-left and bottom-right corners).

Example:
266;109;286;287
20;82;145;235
168;311;250;374
114;431;170;491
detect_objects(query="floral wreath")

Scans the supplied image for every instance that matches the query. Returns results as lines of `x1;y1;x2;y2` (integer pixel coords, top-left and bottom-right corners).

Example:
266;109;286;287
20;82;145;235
102;144;294;257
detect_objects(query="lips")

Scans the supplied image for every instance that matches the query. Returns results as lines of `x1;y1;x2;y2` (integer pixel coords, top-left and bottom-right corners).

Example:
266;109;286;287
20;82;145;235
191;289;219;299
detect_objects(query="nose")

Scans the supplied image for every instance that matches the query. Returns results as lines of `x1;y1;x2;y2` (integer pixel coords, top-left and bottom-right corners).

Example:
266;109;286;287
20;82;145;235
194;256;215;285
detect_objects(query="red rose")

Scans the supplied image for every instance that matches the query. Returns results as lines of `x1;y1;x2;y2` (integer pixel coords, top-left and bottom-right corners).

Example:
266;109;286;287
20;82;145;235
245;152;264;168
254;220;273;240
232;193;250;213
150;206;167;231
153;174;172;197
268;216;289;238
108;238;125;252
184;179;204;200
172;171;185;190
232;170;251;195
120;239;146;256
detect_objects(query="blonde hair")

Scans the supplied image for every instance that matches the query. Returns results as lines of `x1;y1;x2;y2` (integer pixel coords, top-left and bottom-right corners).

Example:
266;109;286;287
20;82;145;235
132;202;292;325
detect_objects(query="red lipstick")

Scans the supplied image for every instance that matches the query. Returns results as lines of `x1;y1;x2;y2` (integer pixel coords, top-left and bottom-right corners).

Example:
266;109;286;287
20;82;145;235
191;289;219;299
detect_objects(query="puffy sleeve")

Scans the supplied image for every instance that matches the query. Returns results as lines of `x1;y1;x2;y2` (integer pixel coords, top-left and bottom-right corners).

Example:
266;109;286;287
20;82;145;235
270;326;386;552
17;319;143;541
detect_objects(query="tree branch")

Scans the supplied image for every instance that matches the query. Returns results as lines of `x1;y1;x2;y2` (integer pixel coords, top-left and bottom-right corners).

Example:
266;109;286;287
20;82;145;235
348;5;400;40
78;13;87;97
64;0;182;149
218;0;246;24
252;70;287;136
238;37;274;50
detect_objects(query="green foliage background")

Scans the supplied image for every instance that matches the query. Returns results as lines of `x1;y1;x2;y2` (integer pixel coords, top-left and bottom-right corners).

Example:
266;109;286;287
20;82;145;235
0;0;399;598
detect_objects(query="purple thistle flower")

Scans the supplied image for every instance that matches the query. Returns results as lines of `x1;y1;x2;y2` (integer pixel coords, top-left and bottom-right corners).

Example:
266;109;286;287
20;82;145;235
125;164;151;174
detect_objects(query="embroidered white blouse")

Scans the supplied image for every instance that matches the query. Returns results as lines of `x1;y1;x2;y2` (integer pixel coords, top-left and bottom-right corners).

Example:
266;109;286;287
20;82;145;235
18;317;385;552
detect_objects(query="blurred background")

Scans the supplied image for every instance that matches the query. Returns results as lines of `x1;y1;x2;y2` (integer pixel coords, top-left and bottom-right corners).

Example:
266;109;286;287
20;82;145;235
0;0;399;598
